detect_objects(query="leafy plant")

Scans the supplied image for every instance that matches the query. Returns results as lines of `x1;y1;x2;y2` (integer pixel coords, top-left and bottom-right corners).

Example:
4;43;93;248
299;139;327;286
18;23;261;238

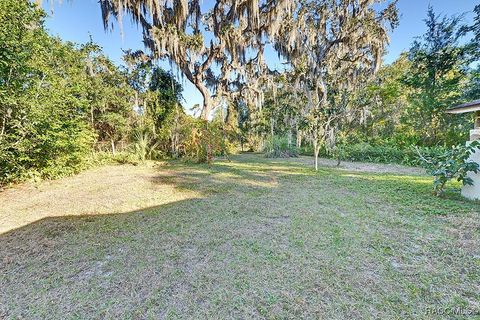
0;0;136;185
417;141;480;196
133;131;159;162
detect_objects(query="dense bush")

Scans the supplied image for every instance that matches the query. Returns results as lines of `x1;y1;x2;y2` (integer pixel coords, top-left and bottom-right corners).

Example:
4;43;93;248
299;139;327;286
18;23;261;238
0;0;186;185
337;143;404;163
0;1;98;185
264;136;299;158
179;118;232;163
132;131;161;162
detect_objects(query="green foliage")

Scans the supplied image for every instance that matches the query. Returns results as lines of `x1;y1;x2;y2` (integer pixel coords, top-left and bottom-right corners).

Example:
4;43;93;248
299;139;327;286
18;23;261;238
88;151;139;166
83;42;135;151
1;1;231;185
0;0;138;185
315;6;478;158
146;67;182;136
123;56;185;157
264;136;299;158
4;1;480;186
0;0;97;184
236;4;480;162
402;7;470;146
338;143;404;163
298;141;447;167
418;141;480;196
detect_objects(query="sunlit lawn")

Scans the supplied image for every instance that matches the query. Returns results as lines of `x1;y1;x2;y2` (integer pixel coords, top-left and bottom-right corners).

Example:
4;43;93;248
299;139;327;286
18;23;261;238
1;154;479;319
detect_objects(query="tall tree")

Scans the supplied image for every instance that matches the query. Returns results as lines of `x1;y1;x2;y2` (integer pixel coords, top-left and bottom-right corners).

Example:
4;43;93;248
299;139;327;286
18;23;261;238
276;0;398;170
83;42;135;154
147;67;183;135
123;52;184;155
403;6;470;146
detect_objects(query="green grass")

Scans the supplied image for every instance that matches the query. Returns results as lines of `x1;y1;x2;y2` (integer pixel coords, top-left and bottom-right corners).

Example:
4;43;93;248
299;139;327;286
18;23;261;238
1;154;479;319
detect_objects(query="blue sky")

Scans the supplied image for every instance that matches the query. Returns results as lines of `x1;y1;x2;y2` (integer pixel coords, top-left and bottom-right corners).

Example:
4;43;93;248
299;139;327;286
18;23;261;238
43;0;478;111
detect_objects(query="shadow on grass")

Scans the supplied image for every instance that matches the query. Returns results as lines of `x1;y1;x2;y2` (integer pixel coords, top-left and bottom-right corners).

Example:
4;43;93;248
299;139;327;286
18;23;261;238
0;156;314;318
0;198;255;318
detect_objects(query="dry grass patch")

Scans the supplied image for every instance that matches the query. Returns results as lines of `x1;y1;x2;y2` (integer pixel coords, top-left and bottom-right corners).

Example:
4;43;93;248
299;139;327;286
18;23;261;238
0;162;201;234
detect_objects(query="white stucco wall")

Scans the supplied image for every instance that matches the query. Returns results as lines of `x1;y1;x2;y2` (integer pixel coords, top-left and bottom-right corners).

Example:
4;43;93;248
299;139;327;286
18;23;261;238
461;142;480;200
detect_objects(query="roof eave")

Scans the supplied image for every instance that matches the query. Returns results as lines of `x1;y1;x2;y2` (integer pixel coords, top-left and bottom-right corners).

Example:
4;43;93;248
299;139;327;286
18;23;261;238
445;105;480;114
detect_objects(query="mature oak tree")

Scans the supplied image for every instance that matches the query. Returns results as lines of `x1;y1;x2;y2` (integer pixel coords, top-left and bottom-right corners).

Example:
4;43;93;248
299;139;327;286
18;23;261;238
95;0;295;120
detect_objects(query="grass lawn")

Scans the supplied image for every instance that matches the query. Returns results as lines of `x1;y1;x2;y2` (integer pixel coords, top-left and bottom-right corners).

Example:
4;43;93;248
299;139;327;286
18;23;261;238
1;154;479;319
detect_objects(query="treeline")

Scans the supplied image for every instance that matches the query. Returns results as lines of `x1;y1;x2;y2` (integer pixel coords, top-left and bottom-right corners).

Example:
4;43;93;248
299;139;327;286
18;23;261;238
239;6;480;165
3;1;480;185
0;0;228;185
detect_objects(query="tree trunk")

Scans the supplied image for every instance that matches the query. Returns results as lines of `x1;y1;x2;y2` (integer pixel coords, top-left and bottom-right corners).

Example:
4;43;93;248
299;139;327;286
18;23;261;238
295;120;302;148
196;80;212;120
313;140;319;171
314;80;328;171
296;131;302;148
134;91;139;110
270;118;274;141
0;115;6;139
313;128;319;171
287;126;292;147
171;133;176;157
225;103;235;127
221;106;227;157
171;103;179;158
111;139;116;155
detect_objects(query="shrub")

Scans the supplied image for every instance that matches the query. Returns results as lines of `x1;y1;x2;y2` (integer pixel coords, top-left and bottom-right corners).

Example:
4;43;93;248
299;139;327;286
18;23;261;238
337;142;404;163
264;136;299;158
297;141;449;168
112;152;140;165
333;142;447;166
0;1;96;185
417;141;480;196
0;118;95;185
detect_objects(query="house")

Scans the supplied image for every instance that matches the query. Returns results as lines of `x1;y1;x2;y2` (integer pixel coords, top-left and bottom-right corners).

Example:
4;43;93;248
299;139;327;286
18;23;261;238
446;99;480;199
446;99;480;140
